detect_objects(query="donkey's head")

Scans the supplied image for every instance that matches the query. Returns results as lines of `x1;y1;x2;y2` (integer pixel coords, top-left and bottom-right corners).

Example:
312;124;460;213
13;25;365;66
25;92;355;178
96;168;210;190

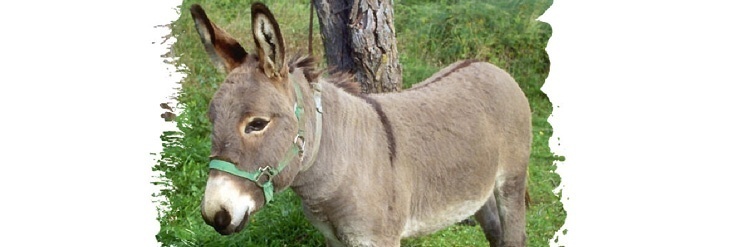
191;3;305;235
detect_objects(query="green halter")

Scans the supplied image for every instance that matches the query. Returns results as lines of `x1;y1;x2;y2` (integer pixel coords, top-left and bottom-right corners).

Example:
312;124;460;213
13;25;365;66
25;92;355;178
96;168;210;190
208;79;323;204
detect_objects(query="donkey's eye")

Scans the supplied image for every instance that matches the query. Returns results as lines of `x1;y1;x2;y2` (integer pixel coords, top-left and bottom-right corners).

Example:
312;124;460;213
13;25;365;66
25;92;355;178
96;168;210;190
245;118;270;133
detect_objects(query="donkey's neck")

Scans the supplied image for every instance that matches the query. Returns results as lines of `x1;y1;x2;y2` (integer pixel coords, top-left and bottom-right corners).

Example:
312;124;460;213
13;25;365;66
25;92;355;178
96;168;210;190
291;81;393;207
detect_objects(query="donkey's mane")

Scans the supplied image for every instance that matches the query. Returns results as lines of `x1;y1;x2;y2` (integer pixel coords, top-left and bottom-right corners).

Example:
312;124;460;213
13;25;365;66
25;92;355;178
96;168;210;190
288;54;362;96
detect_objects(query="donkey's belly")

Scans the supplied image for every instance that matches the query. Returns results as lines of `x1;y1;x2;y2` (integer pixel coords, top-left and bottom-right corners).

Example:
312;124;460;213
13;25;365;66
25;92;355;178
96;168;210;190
400;194;490;238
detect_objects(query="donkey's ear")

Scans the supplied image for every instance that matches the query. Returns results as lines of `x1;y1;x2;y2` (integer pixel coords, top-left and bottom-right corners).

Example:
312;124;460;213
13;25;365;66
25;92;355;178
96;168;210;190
190;4;247;73
251;3;287;79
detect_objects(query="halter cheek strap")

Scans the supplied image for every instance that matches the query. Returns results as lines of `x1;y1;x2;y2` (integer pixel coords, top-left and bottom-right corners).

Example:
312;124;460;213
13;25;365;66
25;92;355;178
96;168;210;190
208;79;322;204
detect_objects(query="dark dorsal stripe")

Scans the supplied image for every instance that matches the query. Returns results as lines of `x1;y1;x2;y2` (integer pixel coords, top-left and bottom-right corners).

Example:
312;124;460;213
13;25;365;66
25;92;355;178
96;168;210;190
410;59;480;90
361;95;396;164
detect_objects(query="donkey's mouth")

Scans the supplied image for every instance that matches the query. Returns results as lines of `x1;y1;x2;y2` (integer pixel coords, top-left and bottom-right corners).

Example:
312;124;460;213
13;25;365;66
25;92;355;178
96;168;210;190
232;214;249;233
220;214;250;235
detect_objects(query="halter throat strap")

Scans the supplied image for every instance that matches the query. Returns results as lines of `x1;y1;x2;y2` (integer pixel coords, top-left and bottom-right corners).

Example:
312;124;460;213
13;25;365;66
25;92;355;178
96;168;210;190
208;78;323;204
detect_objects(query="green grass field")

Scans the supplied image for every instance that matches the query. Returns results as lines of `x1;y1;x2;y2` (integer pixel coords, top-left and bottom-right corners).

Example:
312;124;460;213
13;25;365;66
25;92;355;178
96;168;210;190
152;0;564;246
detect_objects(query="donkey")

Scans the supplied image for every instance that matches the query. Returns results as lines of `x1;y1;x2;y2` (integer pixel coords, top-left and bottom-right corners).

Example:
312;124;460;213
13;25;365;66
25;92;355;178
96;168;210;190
193;2;531;247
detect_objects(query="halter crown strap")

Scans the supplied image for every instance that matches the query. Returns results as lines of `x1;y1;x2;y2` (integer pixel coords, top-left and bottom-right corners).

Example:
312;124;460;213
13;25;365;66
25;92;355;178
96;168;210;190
208;78;322;204
304;82;323;170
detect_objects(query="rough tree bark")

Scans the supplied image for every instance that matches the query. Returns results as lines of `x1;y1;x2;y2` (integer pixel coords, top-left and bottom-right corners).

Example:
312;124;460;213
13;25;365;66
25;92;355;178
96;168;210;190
313;0;402;93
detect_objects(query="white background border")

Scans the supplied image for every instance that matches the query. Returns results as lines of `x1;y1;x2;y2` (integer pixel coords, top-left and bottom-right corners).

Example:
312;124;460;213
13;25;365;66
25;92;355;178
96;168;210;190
0;0;732;246
542;1;734;246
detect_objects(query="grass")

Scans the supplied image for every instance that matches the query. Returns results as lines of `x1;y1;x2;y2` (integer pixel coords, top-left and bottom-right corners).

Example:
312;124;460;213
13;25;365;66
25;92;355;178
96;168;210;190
153;0;564;246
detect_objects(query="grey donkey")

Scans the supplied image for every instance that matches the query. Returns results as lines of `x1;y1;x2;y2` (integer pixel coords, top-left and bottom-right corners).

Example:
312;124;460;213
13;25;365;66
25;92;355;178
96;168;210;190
194;2;531;246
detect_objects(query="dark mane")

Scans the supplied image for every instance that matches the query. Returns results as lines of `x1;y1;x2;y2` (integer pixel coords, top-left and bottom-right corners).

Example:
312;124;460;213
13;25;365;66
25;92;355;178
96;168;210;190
288;54;362;95
324;69;362;96
288;54;321;83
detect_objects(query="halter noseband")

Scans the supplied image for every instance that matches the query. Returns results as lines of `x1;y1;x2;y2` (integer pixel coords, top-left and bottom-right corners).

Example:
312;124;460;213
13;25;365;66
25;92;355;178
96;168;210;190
208;78;323;204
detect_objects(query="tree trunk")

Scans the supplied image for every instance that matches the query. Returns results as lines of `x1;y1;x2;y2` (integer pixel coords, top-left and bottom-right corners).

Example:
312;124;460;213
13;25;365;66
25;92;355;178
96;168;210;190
313;0;402;93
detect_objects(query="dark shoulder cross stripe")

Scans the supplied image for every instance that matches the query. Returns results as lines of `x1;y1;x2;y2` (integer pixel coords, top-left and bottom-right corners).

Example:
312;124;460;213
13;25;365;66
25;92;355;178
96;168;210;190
360;95;397;164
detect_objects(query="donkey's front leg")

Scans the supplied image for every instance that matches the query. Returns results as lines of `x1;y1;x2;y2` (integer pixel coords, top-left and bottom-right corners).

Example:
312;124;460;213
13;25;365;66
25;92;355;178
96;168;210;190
301;204;346;247
325;239;346;247
302;208;399;247
336;227;400;247
335;234;400;247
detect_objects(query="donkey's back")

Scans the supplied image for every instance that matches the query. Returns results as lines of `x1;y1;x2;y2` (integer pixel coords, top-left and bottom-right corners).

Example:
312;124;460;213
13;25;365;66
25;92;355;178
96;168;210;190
373;60;531;245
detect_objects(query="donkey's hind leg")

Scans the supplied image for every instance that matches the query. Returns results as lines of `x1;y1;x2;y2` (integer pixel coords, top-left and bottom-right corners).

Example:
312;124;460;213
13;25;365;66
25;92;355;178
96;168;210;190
495;172;528;247
474;192;503;247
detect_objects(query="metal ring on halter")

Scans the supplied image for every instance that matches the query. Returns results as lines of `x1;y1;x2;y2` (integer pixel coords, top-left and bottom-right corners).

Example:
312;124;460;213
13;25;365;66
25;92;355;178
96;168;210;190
294;134;306;159
255;166;274;187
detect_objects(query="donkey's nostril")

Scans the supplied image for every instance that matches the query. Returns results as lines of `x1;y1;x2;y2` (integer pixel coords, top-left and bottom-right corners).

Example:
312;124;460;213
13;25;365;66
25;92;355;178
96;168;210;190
213;209;231;230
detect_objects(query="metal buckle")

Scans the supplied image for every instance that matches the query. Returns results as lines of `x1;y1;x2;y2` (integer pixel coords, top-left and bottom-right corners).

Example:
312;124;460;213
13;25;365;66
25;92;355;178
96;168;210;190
294;134;306;160
312;83;323;114
255;166;275;187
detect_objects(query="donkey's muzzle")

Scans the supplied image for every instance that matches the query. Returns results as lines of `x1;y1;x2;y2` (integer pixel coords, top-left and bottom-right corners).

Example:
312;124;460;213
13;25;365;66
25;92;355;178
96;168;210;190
201;169;259;235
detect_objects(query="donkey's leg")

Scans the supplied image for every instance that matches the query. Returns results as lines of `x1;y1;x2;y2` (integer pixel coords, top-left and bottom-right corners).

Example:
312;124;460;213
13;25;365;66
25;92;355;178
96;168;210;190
325;239;345;247
334;234;399;247
474;192;503;247
495;172;528;247
302;204;346;247
377;237;401;247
